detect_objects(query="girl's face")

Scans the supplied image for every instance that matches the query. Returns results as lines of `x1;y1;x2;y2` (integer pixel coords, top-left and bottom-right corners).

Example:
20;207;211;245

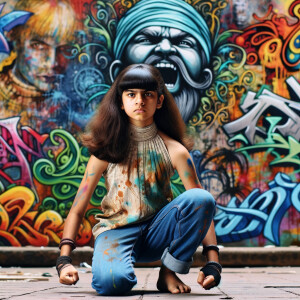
121;89;164;127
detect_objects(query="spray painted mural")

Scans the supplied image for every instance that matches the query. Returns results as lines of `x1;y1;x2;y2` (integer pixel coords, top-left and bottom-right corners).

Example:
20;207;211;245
0;0;299;247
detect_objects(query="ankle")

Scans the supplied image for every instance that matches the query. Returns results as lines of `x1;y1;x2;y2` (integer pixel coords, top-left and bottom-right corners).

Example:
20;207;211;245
160;265;175;275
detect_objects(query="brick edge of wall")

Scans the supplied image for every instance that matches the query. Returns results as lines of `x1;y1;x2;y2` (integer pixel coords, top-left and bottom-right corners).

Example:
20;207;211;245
1;246;299;267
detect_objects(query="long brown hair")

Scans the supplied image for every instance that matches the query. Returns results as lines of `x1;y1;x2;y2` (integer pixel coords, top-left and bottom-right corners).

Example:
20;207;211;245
81;64;192;163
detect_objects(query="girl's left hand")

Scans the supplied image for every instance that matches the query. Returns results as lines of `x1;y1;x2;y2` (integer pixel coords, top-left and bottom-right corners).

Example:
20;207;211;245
197;271;217;290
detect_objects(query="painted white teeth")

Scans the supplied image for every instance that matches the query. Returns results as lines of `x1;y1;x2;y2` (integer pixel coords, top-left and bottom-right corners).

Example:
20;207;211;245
165;83;174;88
155;63;176;70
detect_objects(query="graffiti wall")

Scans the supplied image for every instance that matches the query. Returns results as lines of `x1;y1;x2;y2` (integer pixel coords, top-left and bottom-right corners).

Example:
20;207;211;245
0;0;299;247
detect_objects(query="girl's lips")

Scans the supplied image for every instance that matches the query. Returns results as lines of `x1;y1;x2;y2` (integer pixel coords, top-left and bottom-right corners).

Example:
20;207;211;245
134;109;145;113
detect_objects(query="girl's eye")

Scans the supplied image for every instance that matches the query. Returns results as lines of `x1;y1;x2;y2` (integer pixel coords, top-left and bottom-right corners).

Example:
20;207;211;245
145;92;153;97
128;93;135;97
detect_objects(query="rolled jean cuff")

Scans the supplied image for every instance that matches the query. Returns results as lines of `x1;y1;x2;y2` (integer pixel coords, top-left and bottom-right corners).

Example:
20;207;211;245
161;248;193;274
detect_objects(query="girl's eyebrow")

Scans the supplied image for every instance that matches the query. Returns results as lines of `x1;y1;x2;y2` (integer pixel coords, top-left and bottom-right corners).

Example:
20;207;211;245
124;89;148;92
125;89;146;92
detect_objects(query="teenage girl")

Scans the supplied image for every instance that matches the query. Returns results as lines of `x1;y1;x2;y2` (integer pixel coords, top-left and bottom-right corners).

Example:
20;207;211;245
56;64;222;295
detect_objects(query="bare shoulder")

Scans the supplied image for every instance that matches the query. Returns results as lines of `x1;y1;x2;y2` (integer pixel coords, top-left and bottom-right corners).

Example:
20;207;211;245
88;155;109;174
158;131;190;166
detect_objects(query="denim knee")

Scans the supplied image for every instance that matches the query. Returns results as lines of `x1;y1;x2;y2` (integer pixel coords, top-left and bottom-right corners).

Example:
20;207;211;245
182;188;216;214
92;268;137;295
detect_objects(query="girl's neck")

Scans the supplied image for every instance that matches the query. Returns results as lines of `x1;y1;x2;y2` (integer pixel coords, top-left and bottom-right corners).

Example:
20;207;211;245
129;122;158;142
128;118;154;128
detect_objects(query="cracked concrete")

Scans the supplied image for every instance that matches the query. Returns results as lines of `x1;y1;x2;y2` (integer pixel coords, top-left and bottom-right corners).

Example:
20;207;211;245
0;267;299;299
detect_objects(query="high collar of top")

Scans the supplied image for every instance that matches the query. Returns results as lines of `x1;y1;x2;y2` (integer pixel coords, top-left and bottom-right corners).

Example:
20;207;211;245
129;122;158;142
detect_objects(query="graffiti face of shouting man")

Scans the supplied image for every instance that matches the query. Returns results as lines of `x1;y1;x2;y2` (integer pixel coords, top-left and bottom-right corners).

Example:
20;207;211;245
112;0;213;122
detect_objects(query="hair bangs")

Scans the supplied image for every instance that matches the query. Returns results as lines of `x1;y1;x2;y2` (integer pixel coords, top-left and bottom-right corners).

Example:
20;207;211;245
118;66;158;94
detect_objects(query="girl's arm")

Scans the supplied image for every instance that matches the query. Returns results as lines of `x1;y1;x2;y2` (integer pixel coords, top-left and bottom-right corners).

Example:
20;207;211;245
60;155;108;256
168;142;220;288
58;155;108;285
169;143;218;250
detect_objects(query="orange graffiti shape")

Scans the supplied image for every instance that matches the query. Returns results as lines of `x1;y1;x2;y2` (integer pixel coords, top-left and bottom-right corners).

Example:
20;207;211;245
0;186;64;246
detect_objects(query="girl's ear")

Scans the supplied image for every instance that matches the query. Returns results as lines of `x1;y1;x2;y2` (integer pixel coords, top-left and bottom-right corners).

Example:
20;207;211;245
156;95;164;109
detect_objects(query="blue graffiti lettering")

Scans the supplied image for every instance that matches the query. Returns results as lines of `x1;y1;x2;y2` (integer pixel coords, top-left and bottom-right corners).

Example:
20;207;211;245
214;173;300;245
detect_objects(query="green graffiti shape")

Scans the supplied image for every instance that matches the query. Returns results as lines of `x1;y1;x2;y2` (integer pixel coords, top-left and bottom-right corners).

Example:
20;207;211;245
232;117;300;168
33;129;107;206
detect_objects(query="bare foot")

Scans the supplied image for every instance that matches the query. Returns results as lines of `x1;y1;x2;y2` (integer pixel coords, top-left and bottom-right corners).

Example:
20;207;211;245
157;266;191;294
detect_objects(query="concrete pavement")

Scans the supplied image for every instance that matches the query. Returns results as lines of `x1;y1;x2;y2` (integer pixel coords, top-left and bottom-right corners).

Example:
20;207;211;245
1;266;300;299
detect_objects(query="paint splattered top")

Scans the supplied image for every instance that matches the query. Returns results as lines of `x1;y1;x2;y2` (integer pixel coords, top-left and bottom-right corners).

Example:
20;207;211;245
93;123;174;238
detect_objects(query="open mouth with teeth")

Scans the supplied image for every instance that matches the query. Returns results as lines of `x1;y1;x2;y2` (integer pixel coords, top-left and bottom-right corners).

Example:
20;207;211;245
155;62;180;93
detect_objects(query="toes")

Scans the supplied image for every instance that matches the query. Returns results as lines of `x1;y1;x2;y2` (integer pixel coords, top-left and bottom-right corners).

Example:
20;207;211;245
182;284;191;293
177;284;191;293
179;285;185;293
170;287;180;294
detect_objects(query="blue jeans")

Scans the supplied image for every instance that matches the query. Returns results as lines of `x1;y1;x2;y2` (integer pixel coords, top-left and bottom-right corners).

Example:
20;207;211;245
91;188;216;295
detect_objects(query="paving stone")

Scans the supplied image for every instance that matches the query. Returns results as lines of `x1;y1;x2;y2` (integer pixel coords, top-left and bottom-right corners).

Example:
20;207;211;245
0;267;300;299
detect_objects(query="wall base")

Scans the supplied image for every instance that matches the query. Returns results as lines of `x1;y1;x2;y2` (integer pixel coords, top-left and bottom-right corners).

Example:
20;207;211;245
0;246;299;267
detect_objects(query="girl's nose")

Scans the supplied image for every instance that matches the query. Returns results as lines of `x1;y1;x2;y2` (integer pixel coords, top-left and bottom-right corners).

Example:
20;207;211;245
135;94;145;105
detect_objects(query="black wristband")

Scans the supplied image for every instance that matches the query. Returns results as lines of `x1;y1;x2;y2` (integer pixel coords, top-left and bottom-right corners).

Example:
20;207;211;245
200;261;222;287
202;245;219;257
206;261;222;273
56;255;72;277
59;238;76;250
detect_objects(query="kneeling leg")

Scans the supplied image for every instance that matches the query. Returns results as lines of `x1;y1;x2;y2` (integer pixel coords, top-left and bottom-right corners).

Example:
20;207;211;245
92;226;140;295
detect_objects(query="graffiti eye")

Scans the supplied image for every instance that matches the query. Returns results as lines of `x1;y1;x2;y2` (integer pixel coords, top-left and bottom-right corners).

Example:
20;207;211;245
179;40;192;47
30;41;45;50
133;34;153;44
139;38;151;44
57;45;73;57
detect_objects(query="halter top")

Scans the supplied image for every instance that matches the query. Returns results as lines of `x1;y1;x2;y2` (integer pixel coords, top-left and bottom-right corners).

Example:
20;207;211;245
92;122;174;238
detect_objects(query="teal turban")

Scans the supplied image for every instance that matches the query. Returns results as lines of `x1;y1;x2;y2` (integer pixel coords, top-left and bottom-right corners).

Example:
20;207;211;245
113;0;212;62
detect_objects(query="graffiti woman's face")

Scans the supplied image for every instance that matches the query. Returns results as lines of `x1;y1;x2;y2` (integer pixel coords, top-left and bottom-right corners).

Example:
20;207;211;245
123;26;202;94
15;36;71;92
